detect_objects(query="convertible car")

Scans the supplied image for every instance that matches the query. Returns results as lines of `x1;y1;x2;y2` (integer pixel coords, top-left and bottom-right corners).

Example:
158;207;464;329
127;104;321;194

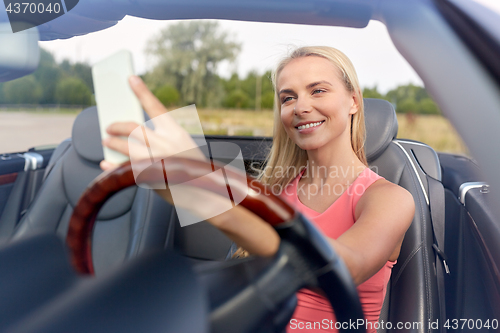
0;0;499;332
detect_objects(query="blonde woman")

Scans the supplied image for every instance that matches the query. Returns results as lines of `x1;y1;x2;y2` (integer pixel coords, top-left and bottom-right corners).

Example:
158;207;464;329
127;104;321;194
101;46;414;332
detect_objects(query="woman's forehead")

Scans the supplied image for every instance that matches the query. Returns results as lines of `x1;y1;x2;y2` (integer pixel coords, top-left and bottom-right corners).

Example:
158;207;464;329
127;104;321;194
277;56;342;89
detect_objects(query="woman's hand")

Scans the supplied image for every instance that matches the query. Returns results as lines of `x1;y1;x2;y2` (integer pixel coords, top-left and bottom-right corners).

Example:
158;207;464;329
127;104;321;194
100;76;280;256
100;75;205;171
99;76;280;257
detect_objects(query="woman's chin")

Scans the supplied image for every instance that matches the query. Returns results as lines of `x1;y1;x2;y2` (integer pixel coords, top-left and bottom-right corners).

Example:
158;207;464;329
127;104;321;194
296;141;323;151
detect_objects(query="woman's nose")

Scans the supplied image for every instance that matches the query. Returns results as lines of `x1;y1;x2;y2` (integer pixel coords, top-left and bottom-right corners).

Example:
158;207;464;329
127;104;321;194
294;97;312;115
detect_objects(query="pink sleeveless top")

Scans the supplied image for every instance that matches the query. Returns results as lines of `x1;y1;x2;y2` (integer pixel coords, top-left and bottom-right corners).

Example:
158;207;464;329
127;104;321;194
280;167;395;333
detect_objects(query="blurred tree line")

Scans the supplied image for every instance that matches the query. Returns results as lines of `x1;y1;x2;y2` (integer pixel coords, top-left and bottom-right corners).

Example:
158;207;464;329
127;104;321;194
0;20;440;115
363;84;441;115
142;20;275;110
0;49;93;106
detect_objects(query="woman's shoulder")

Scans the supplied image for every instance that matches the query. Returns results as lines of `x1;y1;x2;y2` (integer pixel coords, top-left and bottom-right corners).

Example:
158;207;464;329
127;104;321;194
362;177;414;205
354;176;415;221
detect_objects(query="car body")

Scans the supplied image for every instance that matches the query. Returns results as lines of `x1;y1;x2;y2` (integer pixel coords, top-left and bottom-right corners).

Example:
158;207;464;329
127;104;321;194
0;0;499;332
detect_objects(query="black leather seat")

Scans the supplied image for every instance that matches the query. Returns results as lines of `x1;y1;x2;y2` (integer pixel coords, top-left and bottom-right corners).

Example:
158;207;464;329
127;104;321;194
12;107;175;274
167;98;445;333
364;98;443;332
11;100;444;331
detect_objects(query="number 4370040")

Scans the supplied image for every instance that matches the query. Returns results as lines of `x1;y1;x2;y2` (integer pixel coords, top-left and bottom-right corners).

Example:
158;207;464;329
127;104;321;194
5;2;61;14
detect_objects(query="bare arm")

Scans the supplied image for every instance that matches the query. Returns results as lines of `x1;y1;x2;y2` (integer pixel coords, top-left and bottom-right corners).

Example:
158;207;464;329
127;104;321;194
100;76;280;257
101;76;413;281
331;181;414;285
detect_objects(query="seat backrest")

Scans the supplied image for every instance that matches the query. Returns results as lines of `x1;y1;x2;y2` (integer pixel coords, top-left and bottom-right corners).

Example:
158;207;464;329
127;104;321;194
12;107;175;274
177;95;446;330
363;98;442;332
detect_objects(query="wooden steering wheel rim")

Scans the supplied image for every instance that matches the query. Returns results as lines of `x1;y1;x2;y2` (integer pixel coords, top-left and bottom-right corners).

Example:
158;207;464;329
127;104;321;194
66;157;295;275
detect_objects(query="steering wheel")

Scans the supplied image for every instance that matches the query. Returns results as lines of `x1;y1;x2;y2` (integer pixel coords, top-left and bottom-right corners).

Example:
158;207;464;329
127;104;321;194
66;157;366;333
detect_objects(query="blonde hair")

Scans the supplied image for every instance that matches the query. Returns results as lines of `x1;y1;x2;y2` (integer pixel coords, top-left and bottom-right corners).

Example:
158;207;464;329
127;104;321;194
258;46;367;188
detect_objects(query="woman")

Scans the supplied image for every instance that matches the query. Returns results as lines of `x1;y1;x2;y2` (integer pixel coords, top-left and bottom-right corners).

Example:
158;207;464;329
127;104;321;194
101;46;414;332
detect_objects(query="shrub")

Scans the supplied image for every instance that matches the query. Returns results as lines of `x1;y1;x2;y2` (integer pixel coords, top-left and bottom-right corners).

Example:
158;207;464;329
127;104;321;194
224;89;250;109
55;77;92;105
261;91;275;110
154;84;180;107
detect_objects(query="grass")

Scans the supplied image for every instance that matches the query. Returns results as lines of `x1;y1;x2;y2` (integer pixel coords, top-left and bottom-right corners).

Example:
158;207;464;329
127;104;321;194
195;108;468;156
0;106;83;115
396;113;468;155
197;108;275;137
4;106;468;156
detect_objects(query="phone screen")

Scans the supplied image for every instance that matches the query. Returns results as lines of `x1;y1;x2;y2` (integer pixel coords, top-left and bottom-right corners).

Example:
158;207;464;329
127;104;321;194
92;50;145;165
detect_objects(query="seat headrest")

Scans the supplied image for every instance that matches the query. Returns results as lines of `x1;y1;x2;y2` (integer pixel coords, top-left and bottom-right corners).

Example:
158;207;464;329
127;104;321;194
72;106;152;163
72;106;104;163
364;98;398;162
73;101;397;164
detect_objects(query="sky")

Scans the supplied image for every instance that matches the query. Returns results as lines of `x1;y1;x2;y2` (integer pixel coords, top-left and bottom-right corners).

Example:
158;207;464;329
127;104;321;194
39;0;500;94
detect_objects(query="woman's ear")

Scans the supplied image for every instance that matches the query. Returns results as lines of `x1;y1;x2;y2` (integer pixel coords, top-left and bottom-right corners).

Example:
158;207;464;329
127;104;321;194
348;92;360;115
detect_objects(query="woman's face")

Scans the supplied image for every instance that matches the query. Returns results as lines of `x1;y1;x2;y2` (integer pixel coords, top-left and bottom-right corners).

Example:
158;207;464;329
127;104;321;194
277;56;358;151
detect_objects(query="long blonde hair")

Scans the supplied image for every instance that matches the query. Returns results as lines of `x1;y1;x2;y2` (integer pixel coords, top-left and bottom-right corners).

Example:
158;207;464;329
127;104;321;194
258;46;367;188
234;47;367;259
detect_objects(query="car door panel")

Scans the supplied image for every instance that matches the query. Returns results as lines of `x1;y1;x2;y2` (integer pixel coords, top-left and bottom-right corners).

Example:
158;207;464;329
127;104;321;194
440;153;500;329
0;154;26;219
0;149;54;242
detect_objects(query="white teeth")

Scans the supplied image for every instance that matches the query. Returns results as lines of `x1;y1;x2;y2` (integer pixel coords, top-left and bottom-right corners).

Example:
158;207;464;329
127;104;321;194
297;121;323;130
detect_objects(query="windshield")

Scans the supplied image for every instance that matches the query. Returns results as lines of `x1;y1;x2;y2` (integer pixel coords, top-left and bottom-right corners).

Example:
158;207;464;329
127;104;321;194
1;18;468;156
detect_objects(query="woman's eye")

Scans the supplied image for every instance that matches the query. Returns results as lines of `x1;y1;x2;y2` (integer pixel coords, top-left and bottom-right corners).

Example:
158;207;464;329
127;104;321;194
313;89;325;94
281;96;293;104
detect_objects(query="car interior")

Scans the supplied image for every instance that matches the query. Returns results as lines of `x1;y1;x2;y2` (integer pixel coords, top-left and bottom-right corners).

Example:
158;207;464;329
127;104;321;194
0;97;464;332
1;0;500;332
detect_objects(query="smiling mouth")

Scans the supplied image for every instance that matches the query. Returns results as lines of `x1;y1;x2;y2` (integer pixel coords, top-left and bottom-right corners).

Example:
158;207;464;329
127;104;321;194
296;121;325;130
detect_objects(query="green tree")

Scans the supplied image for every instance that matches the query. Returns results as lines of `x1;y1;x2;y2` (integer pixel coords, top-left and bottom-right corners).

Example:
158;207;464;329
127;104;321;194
145;21;241;107
60;60;94;93
0;48;94;106
0;83;5;103
33;49;61;104
261;91;275;109
241;71;257;108
221;70;274;110
2;75;42;104
396;98;419;114
223;89;250;109
386;84;422;107
154;84;180;107
419;98;440;115
54;77;92;105
363;86;385;100
260;71;274;109
222;73;240;93
262;71;274;94
385;83;440;114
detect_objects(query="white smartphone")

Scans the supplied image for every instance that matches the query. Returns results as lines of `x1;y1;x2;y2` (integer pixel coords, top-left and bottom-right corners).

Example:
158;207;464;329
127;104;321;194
92;50;145;165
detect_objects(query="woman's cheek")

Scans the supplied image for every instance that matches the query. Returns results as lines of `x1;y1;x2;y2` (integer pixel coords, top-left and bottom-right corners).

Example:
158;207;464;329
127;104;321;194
280;105;294;125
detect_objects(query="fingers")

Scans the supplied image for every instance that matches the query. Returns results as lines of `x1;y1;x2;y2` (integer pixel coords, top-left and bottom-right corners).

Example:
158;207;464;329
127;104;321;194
129;76;167;119
103;135;153;160
106;122;154;146
102;136;130;156
100;160;117;171
106;121;140;137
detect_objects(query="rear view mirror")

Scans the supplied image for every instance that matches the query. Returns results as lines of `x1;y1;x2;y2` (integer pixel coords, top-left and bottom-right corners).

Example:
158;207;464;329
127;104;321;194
0;23;39;82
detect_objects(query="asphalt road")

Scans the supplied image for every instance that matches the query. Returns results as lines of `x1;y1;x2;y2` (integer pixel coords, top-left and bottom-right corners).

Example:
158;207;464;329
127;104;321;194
0;112;77;154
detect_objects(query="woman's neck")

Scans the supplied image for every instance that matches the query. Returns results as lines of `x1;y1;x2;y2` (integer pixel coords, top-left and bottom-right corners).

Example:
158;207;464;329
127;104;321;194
303;135;366;186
